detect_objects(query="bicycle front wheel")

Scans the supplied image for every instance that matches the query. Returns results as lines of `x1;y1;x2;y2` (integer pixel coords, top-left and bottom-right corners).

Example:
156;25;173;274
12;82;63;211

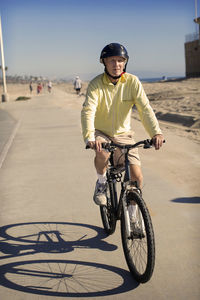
121;191;155;283
100;182;117;235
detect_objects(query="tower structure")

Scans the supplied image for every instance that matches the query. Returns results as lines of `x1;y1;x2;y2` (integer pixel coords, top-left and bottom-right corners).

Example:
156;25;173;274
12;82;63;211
184;4;200;77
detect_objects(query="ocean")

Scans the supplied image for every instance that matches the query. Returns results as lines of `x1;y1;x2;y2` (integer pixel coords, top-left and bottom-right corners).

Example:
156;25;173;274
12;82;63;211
140;76;185;83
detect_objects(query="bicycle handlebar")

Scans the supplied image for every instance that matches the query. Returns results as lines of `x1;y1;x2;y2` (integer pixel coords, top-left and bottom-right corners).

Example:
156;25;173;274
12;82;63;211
86;139;165;151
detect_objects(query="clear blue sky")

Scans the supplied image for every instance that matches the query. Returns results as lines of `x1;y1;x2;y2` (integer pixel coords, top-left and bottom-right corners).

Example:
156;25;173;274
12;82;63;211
0;0;199;80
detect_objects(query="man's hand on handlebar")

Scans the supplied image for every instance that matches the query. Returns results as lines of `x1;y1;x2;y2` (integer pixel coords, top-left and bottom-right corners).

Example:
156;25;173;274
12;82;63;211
151;134;164;150
87;140;102;152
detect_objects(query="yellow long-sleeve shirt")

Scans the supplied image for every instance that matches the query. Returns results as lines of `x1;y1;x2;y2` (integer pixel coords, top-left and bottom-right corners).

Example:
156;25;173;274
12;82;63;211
81;72;162;143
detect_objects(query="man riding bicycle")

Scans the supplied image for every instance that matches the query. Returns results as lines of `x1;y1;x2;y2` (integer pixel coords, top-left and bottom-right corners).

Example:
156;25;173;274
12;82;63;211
81;43;164;207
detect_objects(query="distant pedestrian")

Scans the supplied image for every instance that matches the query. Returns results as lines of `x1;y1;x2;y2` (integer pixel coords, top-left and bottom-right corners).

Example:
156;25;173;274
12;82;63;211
37;83;42;94
48;81;52;93
29;81;33;93
74;76;82;95
162;76;167;81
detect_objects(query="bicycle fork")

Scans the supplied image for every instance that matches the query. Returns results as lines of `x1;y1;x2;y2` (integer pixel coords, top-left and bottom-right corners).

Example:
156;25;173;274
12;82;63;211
121;192;132;238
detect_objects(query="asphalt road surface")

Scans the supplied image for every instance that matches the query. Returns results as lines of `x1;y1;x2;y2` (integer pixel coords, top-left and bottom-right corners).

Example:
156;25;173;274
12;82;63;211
0;90;199;300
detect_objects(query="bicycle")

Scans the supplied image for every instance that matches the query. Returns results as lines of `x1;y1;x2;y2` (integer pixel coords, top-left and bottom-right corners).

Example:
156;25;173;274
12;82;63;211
87;139;158;283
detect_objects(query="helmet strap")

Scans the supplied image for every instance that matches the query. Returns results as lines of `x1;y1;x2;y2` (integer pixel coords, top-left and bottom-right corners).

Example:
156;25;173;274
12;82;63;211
104;67;126;80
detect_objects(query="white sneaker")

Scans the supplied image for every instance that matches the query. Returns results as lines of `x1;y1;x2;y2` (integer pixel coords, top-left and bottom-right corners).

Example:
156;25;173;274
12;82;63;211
93;181;107;206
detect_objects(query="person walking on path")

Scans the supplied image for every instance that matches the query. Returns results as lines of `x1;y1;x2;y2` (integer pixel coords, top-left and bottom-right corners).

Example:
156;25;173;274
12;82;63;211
81;42;164;207
74;76;82;95
48;81;52;93
37;82;42;94
29;81;33;93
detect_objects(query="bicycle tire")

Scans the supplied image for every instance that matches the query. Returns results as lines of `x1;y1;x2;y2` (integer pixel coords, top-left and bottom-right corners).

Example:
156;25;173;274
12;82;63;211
121;191;155;283
100;182;117;235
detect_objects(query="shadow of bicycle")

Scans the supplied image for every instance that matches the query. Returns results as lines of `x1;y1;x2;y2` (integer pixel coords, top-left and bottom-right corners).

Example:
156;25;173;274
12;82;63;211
0;259;138;297
0;221;117;259
0;222;139;296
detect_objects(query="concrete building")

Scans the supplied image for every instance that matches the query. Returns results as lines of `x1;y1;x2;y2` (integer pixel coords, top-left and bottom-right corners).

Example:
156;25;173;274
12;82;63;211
184;17;200;77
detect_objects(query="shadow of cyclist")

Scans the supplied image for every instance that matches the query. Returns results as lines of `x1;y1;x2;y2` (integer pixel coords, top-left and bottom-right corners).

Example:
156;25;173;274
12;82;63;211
0;221;117;260
0;258;139;297
0;222;139;297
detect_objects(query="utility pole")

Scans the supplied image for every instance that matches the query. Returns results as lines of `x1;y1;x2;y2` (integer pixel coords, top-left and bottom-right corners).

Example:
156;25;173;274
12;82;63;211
0;15;9;102
194;0;200;41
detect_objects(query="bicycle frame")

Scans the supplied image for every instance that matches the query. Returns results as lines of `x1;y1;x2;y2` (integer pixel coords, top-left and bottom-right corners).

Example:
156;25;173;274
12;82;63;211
107;146;136;237
86;138;155;237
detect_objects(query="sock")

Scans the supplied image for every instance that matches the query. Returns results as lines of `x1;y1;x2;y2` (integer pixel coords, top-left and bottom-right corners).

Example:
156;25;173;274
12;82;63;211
97;173;107;184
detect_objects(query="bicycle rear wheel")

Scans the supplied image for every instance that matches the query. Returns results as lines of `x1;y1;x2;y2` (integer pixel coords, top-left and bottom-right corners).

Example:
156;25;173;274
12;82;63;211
100;182;117;235
121;191;155;283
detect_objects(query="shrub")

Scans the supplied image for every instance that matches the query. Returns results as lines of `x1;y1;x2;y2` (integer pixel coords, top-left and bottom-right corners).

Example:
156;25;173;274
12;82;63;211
16;96;31;101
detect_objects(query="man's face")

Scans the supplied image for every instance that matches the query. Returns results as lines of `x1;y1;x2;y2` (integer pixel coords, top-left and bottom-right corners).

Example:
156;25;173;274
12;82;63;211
104;56;126;77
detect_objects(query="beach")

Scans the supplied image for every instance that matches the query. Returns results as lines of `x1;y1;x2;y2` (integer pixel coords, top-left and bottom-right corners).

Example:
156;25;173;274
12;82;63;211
142;77;200;143
1;77;200;143
0;77;199;299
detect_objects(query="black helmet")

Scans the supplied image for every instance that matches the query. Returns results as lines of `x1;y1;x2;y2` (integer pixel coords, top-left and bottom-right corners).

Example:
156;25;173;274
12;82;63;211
100;43;129;63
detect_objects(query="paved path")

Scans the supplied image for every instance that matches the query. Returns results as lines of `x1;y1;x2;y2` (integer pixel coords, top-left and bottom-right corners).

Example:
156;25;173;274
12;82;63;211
0;90;199;299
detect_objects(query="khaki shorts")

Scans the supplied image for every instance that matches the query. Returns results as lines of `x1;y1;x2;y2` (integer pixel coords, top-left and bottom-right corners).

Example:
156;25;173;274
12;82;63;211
95;130;141;166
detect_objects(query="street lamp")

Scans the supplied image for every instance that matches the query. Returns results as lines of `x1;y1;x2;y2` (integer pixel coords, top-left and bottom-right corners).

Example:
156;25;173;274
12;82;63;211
0;15;9;102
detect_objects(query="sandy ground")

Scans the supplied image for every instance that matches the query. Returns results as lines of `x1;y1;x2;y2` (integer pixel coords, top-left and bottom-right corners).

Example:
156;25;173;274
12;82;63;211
1;77;200;144
142;77;200;143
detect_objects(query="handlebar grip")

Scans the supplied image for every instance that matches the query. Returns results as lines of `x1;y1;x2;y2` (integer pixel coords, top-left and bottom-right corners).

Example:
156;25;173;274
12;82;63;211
146;139;166;149
85;142;110;150
150;139;166;144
